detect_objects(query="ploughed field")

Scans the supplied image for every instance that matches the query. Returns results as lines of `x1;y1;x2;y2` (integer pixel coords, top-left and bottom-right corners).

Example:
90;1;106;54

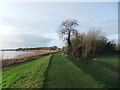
2;52;118;88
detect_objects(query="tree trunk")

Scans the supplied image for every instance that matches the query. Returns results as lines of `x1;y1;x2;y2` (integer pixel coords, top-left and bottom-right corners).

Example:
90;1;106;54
67;31;71;47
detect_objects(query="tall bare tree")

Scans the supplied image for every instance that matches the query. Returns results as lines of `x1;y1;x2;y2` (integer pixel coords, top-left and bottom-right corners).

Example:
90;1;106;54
59;19;79;48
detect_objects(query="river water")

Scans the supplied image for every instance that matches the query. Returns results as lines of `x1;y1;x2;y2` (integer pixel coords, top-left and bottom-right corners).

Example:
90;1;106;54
0;51;36;60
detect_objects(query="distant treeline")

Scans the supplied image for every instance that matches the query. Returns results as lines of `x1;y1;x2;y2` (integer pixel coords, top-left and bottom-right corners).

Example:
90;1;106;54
1;46;62;51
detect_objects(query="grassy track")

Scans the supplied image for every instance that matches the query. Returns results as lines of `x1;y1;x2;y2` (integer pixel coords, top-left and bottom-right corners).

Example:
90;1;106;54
2;55;52;88
70;54;118;88
96;54;118;73
45;52;104;88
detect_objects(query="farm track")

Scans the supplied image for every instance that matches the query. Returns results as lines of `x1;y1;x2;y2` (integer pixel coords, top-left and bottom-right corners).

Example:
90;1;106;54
94;62;119;77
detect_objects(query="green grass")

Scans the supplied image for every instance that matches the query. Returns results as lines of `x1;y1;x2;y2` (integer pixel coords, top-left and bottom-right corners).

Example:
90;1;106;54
95;54;118;73
44;52;104;88
69;54;118;88
2;55;52;88
2;52;118;88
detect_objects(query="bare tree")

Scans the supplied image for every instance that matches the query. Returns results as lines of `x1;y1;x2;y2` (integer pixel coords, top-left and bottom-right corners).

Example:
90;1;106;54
81;28;101;58
59;19;79;48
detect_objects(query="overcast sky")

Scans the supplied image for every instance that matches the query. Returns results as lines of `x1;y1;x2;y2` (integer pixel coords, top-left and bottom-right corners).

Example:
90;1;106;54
0;2;118;49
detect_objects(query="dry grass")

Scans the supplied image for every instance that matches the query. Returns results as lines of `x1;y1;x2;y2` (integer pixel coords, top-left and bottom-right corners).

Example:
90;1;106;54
25;50;59;52
15;50;59;59
2;50;59;67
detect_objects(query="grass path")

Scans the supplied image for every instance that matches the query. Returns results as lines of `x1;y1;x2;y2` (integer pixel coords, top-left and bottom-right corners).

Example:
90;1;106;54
96;54;118;73
44;52;104;88
2;55;52;88
94;62;119;77
69;55;118;88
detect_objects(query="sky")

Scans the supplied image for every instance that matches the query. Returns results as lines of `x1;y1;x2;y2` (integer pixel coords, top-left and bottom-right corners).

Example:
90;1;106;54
0;2;118;49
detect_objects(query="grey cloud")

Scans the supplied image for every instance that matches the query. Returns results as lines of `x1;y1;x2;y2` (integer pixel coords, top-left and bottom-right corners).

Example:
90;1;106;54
0;34;54;49
0;16;49;34
1;15;58;35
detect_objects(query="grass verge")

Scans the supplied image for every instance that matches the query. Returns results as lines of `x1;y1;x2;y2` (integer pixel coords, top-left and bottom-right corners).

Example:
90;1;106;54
2;55;52;88
44;52;104;88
